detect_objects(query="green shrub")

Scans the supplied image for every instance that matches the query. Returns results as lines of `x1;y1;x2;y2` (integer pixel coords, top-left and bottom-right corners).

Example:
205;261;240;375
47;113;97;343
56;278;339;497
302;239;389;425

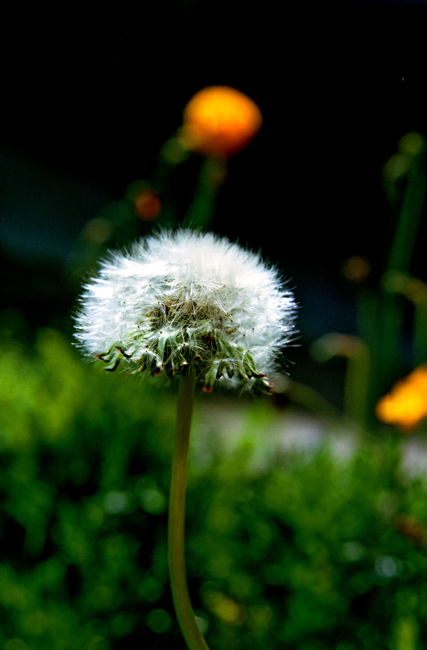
1;327;426;649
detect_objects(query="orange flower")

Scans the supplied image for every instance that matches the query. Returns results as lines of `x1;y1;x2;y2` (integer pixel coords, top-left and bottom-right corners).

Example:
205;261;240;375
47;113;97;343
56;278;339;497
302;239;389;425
179;86;262;158
375;365;427;432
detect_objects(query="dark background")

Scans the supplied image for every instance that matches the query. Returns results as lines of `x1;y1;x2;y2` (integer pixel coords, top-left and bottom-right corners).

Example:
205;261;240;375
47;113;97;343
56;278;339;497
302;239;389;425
1;0;427;383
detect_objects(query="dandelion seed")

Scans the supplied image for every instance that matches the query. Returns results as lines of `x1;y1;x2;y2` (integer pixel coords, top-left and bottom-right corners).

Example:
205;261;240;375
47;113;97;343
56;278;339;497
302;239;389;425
74;229;297;392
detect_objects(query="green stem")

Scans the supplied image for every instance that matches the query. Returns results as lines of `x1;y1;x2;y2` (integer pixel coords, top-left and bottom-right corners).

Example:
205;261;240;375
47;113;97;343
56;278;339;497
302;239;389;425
387;148;426;273
182;158;226;230
168;372;210;650
343;340;370;429
413;298;427;366
379;141;427;390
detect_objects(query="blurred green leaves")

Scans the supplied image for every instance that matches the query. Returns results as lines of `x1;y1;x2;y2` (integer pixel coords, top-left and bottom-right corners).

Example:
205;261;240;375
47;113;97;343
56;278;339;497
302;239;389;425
1;322;427;649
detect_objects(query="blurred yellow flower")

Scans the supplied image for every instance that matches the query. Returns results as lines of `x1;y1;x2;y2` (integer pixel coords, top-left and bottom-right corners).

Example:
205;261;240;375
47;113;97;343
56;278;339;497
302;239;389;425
375;365;427;432
179;86;262;158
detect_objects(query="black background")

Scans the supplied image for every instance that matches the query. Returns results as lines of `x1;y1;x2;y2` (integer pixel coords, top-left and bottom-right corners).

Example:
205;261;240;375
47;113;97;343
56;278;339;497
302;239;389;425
1;0;427;361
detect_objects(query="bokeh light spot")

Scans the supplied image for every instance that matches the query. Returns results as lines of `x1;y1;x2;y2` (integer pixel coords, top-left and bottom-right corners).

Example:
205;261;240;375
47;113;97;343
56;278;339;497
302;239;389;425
135;189;161;221
146;608;172;634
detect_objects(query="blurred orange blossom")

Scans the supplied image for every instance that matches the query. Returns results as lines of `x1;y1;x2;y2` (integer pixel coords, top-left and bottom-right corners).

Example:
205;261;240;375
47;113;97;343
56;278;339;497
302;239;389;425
134;189;161;221
179;86;262;158
375;365;427;432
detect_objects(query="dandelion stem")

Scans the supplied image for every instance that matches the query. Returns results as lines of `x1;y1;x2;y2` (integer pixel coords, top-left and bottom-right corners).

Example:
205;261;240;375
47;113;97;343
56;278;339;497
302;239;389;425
168;372;210;650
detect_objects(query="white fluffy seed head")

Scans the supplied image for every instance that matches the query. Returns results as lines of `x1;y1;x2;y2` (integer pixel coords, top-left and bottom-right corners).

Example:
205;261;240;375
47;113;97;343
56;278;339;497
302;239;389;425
74;229;298;392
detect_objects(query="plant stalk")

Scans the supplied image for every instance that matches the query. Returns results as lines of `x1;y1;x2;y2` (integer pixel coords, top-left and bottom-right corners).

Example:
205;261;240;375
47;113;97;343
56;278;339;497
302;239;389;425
168;372;210;650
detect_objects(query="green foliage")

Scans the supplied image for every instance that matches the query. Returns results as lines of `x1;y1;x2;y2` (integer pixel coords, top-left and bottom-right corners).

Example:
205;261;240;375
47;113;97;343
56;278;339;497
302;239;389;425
1;326;427;649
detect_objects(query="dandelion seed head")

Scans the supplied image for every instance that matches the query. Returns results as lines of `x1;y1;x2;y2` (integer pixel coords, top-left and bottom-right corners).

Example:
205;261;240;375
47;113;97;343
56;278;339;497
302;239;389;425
74;230;297;391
